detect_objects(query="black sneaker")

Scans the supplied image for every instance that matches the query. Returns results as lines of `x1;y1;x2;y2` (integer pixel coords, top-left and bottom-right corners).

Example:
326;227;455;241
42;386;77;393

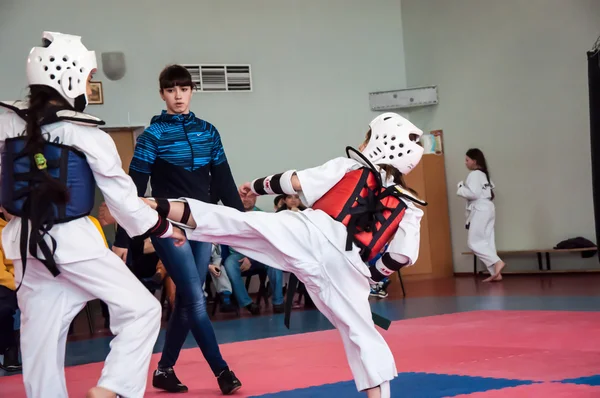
217;368;242;395
245;302;260;316
152;367;188;393
273;303;285;314
0;346;22;372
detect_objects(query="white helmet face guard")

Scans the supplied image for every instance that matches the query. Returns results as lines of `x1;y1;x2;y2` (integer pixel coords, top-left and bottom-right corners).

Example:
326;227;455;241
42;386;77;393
361;113;424;175
26;31;97;111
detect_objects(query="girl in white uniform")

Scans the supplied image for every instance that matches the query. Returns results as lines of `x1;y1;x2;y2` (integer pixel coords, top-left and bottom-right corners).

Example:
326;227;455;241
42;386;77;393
0;32;184;398
145;113;426;398
457;148;505;282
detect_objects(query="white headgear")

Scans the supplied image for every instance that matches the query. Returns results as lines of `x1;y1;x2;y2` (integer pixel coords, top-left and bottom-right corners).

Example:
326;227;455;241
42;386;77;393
361;112;424;175
26;32;97;111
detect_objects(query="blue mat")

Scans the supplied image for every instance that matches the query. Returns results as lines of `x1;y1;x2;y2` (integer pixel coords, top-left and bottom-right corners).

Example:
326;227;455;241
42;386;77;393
250;372;535;397
560;374;600;386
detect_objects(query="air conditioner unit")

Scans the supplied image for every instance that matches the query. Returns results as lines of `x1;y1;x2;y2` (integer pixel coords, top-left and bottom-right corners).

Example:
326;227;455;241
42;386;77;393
369;86;438;111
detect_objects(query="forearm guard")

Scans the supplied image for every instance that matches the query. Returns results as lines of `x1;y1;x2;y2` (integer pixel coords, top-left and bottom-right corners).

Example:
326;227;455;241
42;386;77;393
251;170;297;196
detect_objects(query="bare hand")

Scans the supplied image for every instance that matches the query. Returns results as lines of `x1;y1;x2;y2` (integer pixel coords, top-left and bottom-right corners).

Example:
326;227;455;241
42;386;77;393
112;246;128;262
238;182;255;199
208;264;221;277
98;202;116;226
170;226;187;247
239;257;251;272
0;207;13;221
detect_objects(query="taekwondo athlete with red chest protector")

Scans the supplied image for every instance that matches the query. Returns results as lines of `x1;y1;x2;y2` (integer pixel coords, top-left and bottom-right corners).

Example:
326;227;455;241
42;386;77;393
146;112;426;398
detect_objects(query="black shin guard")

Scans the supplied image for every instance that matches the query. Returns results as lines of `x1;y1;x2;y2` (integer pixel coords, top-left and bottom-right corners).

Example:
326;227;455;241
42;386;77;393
153;198;191;226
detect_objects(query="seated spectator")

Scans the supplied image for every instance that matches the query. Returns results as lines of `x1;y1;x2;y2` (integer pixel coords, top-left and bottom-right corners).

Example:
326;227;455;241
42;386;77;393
0;211;21;372
273;194;285;211
274;195;314;308
206;244;235;313
224;194;284;314
276;194;307;212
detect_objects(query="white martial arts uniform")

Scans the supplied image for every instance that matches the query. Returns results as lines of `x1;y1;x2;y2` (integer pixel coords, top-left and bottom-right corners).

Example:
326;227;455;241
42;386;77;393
457;170;500;273
177;157;423;392
0;110;162;398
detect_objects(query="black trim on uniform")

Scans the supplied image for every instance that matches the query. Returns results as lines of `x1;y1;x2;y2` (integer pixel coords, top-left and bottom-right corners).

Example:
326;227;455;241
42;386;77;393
0;102;28;120
56;115;106;126
144;216;170;239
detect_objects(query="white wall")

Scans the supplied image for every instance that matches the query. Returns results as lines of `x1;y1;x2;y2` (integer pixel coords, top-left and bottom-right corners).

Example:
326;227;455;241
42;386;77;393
3;0;597;273
0;0;407;211
401;0;600;272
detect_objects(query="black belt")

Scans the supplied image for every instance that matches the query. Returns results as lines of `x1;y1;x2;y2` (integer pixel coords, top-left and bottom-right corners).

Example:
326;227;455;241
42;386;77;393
284;273;299;329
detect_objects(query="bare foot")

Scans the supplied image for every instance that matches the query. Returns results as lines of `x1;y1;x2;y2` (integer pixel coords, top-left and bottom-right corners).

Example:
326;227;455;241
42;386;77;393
492;261;506;281
482;275;495;283
86;387;117;398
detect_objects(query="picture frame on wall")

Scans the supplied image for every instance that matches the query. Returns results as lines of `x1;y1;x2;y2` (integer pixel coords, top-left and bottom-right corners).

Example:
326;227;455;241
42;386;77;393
88;81;104;105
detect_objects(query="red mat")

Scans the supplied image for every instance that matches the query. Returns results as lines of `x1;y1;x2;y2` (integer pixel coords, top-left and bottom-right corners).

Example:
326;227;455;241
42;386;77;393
1;310;599;397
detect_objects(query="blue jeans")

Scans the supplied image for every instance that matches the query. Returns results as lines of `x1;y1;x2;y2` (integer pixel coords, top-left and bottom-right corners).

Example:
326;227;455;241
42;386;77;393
151;237;227;375
223;251;284;307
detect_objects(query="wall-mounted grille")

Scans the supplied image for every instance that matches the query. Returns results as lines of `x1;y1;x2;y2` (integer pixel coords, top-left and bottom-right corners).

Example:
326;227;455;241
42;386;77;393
182;64;252;92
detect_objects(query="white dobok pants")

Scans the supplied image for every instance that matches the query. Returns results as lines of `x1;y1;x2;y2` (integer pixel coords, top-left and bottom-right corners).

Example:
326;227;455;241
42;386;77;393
184;199;397;392
467;203;501;273
14;251;161;398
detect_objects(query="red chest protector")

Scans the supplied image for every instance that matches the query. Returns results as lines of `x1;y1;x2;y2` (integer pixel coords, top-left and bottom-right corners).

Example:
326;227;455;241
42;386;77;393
312;166;408;262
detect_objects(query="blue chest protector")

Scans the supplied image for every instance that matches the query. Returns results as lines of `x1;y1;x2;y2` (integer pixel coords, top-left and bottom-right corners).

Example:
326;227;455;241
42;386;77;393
1;138;96;221
0;101;104;280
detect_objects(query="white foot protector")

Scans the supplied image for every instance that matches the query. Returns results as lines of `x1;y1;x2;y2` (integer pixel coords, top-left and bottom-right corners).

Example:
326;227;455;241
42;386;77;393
380;381;390;398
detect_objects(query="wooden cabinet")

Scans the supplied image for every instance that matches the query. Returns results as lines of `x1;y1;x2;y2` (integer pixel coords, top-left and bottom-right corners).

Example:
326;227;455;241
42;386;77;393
92;126;145;242
101;126;144;172
399;154;453;279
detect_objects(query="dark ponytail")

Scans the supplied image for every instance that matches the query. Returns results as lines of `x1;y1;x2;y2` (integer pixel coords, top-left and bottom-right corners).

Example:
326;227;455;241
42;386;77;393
24;85;70;206
466;148;494;200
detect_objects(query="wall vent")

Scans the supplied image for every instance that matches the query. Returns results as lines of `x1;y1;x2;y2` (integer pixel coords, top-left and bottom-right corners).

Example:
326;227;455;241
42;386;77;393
182;64;252;92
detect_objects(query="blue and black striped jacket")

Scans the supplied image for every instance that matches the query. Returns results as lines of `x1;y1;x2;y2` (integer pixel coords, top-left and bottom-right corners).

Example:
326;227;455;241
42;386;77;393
114;110;243;247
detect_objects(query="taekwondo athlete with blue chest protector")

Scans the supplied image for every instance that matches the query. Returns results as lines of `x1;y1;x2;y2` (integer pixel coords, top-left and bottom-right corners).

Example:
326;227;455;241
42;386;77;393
0;31;185;398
